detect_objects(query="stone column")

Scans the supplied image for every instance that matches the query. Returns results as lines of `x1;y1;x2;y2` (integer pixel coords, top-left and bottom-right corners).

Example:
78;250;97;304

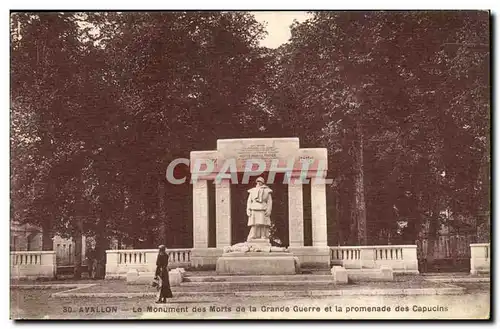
288;178;304;247
311;176;328;246
215;179;231;248
192;180;209;248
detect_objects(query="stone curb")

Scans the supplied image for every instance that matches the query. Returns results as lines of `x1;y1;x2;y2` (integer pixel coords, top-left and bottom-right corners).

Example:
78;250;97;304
185;274;333;279
12;284;96;290
435;287;466;295
50;287;465;298
52;291;158;298
425;277;490;283
50;284;98;296
181;280;336;286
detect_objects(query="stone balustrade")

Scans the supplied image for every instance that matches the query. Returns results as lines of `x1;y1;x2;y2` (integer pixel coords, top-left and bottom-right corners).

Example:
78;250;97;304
106;245;421;279
330;245;418;274
470;243;490;275
330;246;361;268
105;248;191;279
11;251;56;279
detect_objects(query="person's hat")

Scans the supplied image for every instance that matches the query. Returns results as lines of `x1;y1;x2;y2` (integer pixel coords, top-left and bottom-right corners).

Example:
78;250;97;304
256;177;265;183
158;245;166;251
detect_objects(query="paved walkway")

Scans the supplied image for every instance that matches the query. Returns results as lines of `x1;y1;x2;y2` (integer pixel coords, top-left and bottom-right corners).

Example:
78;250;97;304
11;273;491;299
10;274;490;319
10;289;490;319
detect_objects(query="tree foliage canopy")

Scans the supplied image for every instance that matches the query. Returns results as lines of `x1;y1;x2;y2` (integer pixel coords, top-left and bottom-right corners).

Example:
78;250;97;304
11;11;490;256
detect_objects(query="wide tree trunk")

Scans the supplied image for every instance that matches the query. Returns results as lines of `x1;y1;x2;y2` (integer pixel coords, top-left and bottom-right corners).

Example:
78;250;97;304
425;203;440;271
73;217;83;279
95;193;110;279
156;179;167;247
41;179;55;251
95;220;108;279
41;224;53;251
335;190;342;245
353;119;367;245
476;148;490;243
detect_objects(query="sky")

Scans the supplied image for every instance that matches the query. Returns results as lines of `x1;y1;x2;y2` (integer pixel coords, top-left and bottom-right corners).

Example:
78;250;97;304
251;12;312;48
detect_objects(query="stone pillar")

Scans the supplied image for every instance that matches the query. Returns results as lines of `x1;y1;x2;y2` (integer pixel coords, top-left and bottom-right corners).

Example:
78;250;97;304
81;236;86;265
401;245;419;274
311;177;328;246
288;178;304;247
192;180;209;248
215;179;231;248
359;247;376;269
104;250;120;279
289;175;330;269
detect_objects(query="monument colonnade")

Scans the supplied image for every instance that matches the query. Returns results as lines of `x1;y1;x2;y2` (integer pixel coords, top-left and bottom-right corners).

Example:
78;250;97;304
190;137;331;269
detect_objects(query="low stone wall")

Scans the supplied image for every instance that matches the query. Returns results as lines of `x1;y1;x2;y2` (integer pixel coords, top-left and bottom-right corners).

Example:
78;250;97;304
11;251;56;280
190;248;222;270
105;249;191;279
346;266;394;282
330;265;394;283
288;246;330;269
470;243;490;275
105;245;419;277
330;245;419;274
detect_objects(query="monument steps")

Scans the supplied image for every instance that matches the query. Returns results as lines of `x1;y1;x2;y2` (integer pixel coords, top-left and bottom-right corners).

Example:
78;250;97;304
184;270;332;277
174;282;340;292
180;280;337;288
184;274;334;283
178;274;341;291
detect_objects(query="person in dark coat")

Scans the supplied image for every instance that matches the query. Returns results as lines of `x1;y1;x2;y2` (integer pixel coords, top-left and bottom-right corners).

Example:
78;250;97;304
86;247;97;279
155;245;173;303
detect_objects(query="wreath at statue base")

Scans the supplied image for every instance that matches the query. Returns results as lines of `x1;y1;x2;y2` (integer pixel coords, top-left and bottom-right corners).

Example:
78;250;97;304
217;240;299;275
222;239;288;254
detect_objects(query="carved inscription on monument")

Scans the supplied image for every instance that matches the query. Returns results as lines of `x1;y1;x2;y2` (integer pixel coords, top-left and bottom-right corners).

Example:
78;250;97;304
236;144;280;161
216;138;300;172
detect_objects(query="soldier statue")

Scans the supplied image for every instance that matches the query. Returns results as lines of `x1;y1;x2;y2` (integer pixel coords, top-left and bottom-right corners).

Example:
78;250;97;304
246;177;273;241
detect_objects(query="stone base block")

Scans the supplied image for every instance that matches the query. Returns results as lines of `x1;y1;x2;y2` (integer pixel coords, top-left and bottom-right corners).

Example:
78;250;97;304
126;270;154;285
288;246;330;269
471;258;490;275
246;238;271;249
376;260;419;273
394;269;420;274
105;264;154;280
334;260;419;273
190;248;223;270
168;269;184;286
126;269;140;282
347;266;394;281
11;265;56;280
126;268;186;286
216;252;299;275
380;265;394;280
330;266;348;284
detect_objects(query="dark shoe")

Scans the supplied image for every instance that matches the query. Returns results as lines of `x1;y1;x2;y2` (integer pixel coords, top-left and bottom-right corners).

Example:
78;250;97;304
155;300;163;303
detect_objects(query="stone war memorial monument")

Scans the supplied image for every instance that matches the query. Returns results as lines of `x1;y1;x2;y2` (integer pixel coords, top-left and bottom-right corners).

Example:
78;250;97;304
190;137;331;273
105;136;420;285
217;176;299;275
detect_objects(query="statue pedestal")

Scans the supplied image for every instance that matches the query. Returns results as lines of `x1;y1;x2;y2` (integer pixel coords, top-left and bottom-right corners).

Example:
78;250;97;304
246;238;271;250
216;242;300;275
